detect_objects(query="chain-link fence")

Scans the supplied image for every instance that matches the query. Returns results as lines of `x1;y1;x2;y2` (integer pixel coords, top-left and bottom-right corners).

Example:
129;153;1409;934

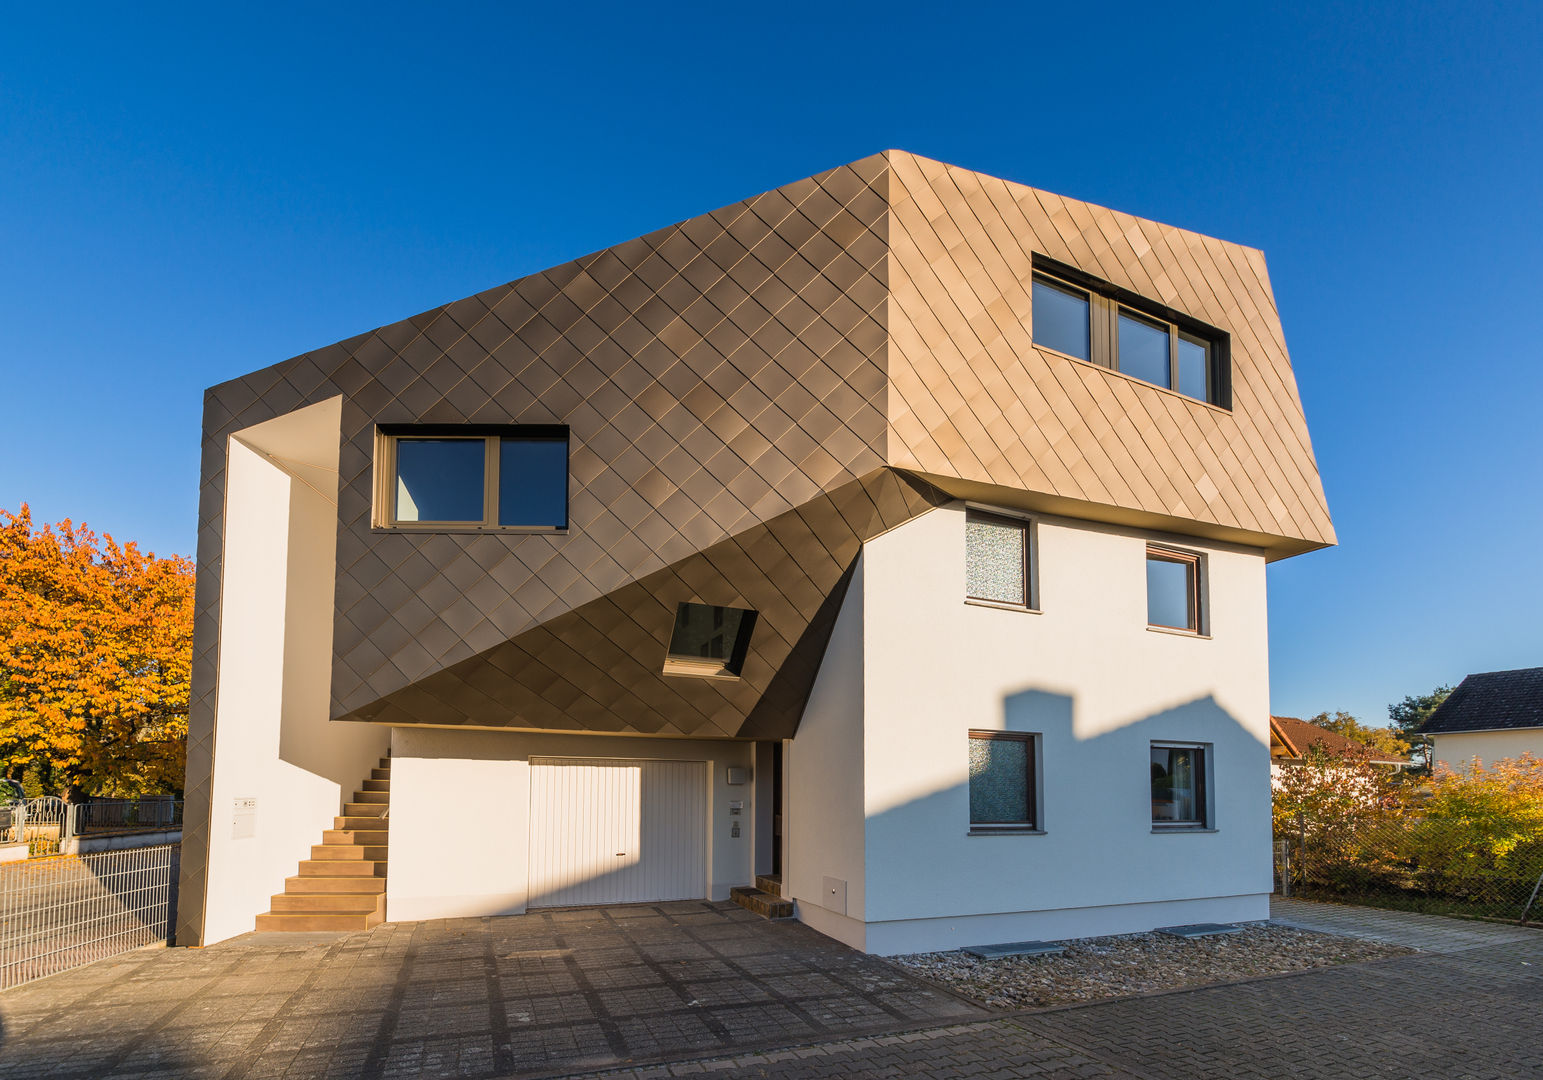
0;844;177;989
1274;813;1543;921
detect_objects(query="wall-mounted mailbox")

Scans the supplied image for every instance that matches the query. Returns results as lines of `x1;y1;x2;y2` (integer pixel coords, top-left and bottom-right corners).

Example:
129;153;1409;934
726;767;748;785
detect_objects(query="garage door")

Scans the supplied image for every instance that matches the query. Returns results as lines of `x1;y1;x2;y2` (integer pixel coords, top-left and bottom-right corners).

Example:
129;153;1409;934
528;758;708;908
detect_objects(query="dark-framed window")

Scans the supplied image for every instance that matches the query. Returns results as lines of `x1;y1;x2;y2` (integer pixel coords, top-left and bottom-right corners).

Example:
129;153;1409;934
1031;257;1229;408
965;510;1031;608
1146;546;1202;633
374;424;569;530
663;602;758;680
1151;743;1208;827
968;731;1038;831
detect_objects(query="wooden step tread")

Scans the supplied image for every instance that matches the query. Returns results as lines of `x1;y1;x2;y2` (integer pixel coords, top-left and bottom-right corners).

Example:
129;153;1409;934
322;830;389;846
285;875;387;894
271;892;384;913
255;911;383;932
310;845;389;861
298;859;385;877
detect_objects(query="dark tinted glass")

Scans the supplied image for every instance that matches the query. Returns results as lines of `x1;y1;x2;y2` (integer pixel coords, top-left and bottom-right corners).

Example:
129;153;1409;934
1151;746;1205;824
1032;278;1090;360
969;736;1032;825
1118;312;1170;388
395;439;485;522
499;437;568;527
667;603;757;674
1146;554;1195;630
1177;335;1209;401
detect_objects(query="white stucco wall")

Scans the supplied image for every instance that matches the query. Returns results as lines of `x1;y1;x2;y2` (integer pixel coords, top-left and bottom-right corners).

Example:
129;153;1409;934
785;557;867;948
1431;729;1543;771
202;404;388;945
851;504;1273;954
386;727;755;921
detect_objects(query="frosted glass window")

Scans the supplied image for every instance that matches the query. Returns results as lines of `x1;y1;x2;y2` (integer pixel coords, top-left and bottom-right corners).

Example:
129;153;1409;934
1152;745;1207;826
965;511;1027;606
970;734;1035;827
395;439;485;523
1032;277;1091;360
1118;311;1171;389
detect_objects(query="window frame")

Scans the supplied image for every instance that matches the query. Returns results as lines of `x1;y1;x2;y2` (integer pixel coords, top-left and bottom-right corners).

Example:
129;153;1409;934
662;601;758;681
1146;544;1204;634
373;424;570;532
1150;741;1212;830
963;507;1036;611
967;730;1041;834
1030;256;1230;409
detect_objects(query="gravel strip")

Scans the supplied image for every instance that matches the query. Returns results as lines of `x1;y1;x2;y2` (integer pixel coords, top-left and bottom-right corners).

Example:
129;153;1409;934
888;923;1412;1009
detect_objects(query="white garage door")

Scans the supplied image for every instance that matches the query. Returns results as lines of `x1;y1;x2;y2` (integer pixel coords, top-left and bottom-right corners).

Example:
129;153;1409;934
528;758;708;908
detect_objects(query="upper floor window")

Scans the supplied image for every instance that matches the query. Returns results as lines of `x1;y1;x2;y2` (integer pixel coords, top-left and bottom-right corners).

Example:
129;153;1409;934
374;425;568;530
1146;546;1203;633
1031;260;1228;408
965;510;1032;609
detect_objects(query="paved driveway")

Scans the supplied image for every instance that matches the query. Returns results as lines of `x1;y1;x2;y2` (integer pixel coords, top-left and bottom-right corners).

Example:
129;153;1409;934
2;898;1539;1079
0;901;980;1079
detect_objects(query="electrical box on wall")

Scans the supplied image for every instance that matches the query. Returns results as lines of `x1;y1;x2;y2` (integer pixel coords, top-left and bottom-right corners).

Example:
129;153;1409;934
726;767;748;785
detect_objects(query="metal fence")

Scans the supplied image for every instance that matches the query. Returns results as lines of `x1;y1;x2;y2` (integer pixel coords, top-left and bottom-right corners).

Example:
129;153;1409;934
0;843;176;989
1274;813;1543;922
3;797;182;857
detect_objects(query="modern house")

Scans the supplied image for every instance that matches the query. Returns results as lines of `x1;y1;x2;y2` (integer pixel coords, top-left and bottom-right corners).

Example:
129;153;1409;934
1269;715;1411;772
179;151;1335;954
1422;667;1543;771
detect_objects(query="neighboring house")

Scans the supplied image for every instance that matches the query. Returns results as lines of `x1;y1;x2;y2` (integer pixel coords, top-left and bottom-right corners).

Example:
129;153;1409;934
1269;715;1411;775
1421;667;1543;771
178;151;1335;955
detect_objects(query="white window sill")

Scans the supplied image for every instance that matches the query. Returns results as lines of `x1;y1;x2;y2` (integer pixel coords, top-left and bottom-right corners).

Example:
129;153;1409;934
968;827;1045;836
965;599;1043;615
1147;625;1211;640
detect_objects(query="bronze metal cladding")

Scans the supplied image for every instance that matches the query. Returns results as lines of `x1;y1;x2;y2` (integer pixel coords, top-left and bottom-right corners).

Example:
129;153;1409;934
177;150;1334;944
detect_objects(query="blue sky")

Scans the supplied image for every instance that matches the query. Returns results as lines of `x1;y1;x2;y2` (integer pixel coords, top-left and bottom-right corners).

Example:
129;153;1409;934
2;3;1539;727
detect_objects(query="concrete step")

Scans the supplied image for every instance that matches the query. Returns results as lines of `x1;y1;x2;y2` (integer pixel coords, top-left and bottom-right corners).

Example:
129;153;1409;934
298;859;385;877
755;874;782;898
310;844;389;861
370;768;391;781
334;815;388;831
271;892;385;914
256;910;383;932
360;779;390;792
285;875;387;895
351;790;390;804
322;829;389;846
730;886;793;920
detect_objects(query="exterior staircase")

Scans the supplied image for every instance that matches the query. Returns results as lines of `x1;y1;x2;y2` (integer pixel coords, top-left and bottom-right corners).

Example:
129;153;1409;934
255;756;391;932
730;874;792;919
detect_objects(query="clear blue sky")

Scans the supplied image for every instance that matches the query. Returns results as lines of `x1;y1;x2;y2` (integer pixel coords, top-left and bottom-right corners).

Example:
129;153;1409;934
3;3;1539;728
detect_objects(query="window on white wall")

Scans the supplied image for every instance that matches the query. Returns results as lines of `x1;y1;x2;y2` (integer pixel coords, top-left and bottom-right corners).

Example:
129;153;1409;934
1147;546;1202;633
1151;743;1209;828
969;731;1038;831
965;510;1031;608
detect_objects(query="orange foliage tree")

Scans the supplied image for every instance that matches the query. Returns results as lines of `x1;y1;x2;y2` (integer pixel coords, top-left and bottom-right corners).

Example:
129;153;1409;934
0;504;193;798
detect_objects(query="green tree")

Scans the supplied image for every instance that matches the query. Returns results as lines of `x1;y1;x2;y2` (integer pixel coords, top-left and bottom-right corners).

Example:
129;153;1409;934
1388;685;1455;770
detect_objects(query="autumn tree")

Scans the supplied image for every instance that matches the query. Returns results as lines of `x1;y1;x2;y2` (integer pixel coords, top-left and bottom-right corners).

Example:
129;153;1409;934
1307;710;1412;760
0;505;193;798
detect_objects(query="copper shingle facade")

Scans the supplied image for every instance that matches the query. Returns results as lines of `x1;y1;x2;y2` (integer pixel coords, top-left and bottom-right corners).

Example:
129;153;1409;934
177;151;1333;944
